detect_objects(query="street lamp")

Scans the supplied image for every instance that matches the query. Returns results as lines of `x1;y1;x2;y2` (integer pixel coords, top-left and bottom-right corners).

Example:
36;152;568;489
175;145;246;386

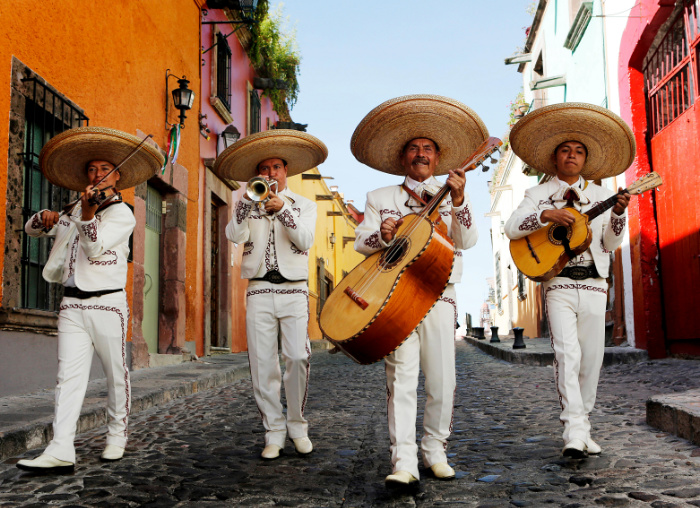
165;70;195;128
221;124;241;148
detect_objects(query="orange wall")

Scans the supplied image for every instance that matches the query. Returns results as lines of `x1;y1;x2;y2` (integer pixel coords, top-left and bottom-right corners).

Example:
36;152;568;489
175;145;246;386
0;0;203;339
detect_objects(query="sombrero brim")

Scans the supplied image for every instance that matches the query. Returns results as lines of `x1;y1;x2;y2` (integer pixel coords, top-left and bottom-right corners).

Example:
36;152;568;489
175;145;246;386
509;102;636;179
213;129;328;182
350;94;489;176
39;126;165;192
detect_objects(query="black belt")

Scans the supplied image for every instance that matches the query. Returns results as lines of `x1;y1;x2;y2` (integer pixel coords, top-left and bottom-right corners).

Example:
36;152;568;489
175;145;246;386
557;265;600;280
63;287;123;299
251;270;291;284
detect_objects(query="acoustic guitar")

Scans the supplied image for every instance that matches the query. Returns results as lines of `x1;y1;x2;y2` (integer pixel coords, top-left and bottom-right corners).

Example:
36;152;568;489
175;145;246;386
319;137;502;364
510;171;663;282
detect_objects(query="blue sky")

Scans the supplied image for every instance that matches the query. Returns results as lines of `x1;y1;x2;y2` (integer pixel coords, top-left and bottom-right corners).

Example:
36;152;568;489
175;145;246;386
277;0;533;322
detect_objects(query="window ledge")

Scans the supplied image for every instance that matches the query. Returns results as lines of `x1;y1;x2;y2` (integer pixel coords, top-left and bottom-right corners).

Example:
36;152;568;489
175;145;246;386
564;2;593;51
210;96;234;124
0;307;58;334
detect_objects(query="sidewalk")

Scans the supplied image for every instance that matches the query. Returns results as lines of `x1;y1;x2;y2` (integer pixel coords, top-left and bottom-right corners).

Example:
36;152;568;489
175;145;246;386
462;333;700;447
0;352;254;461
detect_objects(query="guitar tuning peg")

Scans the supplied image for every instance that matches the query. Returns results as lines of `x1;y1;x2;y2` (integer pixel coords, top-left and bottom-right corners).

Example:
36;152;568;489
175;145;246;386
489;156;497;165
481;164;490;172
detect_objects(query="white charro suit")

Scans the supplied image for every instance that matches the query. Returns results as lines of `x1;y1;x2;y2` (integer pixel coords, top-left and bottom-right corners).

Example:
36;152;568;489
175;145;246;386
504;176;627;445
25;200;135;464
226;187;316;448
355;176;478;479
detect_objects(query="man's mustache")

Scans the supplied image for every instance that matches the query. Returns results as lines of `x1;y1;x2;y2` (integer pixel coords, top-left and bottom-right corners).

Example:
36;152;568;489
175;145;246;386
412;157;430;165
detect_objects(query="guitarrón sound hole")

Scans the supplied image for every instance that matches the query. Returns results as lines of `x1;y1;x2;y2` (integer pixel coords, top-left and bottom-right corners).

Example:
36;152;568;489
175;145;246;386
380;237;409;270
552;226;569;242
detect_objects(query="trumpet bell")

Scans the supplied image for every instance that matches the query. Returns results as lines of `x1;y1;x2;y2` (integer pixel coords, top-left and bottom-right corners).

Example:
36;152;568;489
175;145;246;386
246;176;274;202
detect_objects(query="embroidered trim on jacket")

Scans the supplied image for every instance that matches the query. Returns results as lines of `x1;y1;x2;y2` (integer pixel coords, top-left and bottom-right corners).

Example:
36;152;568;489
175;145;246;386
277;209;297;229
81;222;98;242
31;214;43;230
379;209;402;217
611;216;626;236
291;244;308;255
455;207;472;228
439;296;458;329
88;250;118;265
236;201;252;224
519;213;540;231
243;241;254;257
68;236;79;279
364;231;381;249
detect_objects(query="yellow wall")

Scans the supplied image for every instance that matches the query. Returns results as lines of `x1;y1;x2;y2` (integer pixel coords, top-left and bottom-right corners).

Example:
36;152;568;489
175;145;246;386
287;169;365;341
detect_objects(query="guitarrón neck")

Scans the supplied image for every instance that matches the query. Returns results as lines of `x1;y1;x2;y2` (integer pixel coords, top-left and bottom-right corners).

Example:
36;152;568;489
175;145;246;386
585;189;625;221
422;184;451;218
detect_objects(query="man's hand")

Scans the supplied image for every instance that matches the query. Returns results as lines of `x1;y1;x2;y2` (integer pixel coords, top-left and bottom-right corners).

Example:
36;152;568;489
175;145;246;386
446;166;466;207
380;217;404;243
540;209;576;227
264;192;284;214
80;186;100;221
41;210;60;230
612;188;631;215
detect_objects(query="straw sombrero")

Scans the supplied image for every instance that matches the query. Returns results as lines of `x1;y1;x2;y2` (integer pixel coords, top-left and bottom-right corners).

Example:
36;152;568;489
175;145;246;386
39;126;165;191
213;129;328;182
350;94;489;176
509;103;636;180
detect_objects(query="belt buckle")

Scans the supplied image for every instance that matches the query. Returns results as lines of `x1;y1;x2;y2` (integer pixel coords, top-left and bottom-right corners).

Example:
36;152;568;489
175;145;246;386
568;266;589;280
266;271;286;284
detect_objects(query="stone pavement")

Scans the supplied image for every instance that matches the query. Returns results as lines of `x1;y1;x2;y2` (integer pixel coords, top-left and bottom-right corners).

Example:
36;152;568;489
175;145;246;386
2;340;700;506
0;353;252;462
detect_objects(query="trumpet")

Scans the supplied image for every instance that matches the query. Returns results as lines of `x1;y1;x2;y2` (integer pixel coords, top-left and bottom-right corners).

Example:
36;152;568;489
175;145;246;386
246;176;278;202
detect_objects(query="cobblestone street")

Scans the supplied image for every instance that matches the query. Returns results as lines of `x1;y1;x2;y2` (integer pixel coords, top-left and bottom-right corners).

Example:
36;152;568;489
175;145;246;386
2;341;700;507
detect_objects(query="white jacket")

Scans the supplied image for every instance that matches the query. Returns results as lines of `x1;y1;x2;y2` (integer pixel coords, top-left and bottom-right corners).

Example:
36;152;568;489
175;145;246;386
354;176;478;284
24;201;136;291
226;188;316;281
504;178;627;277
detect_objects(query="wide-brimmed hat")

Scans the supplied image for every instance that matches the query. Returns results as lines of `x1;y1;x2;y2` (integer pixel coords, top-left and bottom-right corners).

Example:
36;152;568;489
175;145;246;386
39;126;165;191
509;102;636;179
350;94;489;176
213;129;328;182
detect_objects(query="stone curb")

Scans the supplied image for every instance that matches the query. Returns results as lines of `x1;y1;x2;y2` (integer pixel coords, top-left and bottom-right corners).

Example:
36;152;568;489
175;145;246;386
646;388;700;446
462;335;649;367
0;354;251;462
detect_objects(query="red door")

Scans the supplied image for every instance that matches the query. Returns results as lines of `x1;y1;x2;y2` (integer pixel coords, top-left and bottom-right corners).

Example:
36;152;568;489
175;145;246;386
650;104;700;342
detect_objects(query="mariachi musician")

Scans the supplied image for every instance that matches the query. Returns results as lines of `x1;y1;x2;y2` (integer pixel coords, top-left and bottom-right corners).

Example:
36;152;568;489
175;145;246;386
17;127;164;472
351;95;484;485
504;103;634;458
213;130;327;460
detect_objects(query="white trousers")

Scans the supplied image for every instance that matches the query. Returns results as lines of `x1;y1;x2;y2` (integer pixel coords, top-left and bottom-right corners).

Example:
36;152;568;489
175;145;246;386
44;291;131;464
385;285;457;479
246;280;311;447
544;277;607;443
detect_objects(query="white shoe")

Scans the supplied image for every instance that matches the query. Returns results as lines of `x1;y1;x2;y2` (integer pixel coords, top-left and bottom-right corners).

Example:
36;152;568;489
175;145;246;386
100;445;125;462
562;438;588;459
430;462;456;480
16;454;74;473
587;438;602;455
385;470;418;485
292;437;313;455
261;444;282;460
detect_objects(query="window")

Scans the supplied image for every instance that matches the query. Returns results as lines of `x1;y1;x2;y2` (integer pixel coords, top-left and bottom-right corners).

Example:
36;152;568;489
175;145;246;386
19;77;88;311
249;89;261;134
215;33;232;111
316;257;333;316
644;1;699;135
